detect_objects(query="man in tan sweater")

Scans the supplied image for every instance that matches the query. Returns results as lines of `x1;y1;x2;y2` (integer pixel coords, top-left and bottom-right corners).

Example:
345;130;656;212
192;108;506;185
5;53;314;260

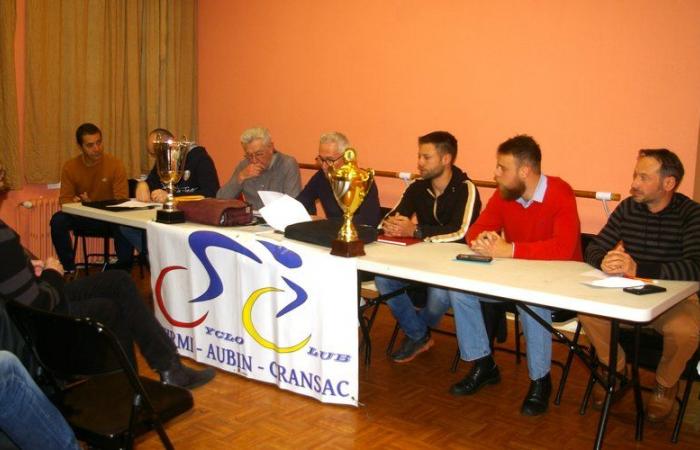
50;123;131;273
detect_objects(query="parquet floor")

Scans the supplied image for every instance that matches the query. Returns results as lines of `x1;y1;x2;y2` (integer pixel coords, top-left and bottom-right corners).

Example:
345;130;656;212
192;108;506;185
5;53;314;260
128;270;700;449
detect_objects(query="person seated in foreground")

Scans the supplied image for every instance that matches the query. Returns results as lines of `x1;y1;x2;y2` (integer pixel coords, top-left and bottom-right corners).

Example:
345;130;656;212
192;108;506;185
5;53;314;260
446;135;581;416
0;351;80;449
0;164;215;391
217;126;301;210
297;131;381;227
579;149;700;421
375;131;481;363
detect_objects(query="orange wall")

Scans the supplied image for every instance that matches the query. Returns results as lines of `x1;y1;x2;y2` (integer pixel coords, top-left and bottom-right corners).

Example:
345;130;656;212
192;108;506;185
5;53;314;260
198;0;700;233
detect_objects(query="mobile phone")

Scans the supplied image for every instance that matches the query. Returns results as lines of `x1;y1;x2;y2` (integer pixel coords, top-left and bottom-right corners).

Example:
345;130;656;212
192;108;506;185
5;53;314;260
456;254;493;263
622;284;667;295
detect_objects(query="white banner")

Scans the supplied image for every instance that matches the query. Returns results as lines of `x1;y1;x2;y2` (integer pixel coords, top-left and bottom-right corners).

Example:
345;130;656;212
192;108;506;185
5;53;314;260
148;222;358;405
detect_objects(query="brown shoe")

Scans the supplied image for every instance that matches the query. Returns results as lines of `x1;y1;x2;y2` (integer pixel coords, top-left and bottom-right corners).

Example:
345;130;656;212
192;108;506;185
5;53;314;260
647;381;678;422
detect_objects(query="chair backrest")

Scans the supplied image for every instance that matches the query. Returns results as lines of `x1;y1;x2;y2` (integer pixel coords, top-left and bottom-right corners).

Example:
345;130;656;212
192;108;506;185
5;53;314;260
128;178;139;198
581;232;596;255
6;300;125;379
6;300;190;449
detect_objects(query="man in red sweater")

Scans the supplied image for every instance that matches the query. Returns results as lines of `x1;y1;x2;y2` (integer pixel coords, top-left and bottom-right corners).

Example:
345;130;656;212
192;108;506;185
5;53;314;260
447;135;581;416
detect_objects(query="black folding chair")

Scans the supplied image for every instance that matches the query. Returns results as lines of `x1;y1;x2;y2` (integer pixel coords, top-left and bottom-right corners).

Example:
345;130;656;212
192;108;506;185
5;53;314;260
6;300;193;450
581;326;700;444
72;222;114;275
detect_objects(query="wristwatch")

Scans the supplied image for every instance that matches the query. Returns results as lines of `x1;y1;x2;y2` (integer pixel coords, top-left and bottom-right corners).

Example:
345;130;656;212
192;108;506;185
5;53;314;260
413;225;423;239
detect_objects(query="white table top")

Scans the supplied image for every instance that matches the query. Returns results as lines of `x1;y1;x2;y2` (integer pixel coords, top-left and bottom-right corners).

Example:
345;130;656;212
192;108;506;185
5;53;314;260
60;202;699;323
61;202;157;229
358;241;698;323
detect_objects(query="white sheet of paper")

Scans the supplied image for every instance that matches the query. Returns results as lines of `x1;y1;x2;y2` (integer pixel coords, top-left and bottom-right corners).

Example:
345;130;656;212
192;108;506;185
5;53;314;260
583;277;645;288
258;190;285;206
107;200;161;208
259;194;311;231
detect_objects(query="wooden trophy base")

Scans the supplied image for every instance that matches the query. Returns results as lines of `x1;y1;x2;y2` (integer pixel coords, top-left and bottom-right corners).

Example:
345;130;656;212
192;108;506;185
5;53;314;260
157;209;185;224
331;239;365;257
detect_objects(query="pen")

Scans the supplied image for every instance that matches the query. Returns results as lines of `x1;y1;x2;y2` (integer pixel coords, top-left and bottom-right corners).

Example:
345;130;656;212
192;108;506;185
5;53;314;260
624;274;655;284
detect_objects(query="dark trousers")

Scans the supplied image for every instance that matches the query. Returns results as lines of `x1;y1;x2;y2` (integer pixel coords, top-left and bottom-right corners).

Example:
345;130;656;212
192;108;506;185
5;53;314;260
64;271;176;371
50;212;134;271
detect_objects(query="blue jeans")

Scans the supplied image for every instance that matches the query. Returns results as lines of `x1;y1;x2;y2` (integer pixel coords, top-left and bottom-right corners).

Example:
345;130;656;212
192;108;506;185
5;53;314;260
449;291;552;380
0;351;79;450
374;276;450;341
119;225;146;255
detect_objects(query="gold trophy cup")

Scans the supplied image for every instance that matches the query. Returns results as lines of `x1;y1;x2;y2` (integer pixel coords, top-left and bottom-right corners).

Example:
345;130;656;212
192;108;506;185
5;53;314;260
326;148;374;257
154;135;191;224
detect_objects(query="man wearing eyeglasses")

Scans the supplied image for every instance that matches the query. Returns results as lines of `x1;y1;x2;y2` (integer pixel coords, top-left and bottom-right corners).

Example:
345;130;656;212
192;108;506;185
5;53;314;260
217;127;301;210
296;132;381;227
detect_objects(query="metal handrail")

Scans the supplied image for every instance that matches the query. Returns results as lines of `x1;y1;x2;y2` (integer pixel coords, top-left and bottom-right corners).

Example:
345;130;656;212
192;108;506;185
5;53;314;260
299;162;621;202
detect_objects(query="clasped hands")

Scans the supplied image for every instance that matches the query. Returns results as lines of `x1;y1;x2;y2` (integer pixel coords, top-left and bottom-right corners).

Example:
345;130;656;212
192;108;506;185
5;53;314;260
469;231;514;258
600;242;637;277
135;181;167;203
72;192;90;202
382;213;416;237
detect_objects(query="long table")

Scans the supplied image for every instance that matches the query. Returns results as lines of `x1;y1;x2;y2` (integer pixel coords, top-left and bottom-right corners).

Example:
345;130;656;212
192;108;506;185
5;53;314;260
61;202;699;447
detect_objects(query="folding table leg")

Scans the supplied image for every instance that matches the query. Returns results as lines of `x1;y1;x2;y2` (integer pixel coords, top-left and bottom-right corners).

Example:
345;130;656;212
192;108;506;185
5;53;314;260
594;319;619;450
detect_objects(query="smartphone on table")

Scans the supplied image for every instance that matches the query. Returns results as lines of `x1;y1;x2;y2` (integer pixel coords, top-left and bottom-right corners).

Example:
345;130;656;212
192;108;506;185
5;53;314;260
622;284;667;295
456;254;493;263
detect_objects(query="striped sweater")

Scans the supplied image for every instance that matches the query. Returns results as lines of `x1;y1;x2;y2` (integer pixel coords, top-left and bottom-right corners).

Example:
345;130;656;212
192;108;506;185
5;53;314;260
585;193;700;281
0;219;64;311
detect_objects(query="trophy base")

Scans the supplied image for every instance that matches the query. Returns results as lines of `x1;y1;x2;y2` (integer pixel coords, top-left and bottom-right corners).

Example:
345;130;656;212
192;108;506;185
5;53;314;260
156;209;186;224
330;239;365;257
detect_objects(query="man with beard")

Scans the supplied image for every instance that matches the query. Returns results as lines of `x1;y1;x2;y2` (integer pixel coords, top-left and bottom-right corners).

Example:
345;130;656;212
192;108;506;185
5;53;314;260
447;135;581;416
579;149;700;422
374;131;481;363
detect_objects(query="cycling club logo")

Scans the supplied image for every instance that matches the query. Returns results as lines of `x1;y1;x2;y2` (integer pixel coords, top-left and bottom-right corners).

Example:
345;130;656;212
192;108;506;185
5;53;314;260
155;230;311;353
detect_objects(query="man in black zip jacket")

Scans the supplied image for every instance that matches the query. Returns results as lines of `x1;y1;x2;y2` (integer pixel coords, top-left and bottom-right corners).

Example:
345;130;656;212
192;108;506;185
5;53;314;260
376;131;482;363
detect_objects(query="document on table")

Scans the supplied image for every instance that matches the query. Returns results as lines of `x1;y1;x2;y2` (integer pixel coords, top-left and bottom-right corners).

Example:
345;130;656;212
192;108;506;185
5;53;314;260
106;200;161;208
258;191;311;231
584;277;645;288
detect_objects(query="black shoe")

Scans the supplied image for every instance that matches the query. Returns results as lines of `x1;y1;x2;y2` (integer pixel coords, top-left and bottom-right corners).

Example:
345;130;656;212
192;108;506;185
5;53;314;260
450;355;500;396
160;360;216;390
521;373;552;416
390;331;434;363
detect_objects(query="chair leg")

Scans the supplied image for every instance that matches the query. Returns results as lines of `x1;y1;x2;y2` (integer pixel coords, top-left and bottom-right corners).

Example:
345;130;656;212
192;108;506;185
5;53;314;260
71;234;80;274
672;377;695;443
579;349;599;416
386;322;401;356
81;235;89;275
100;236;110;272
554;321;582;405
514;308;522;364
451;347;461;373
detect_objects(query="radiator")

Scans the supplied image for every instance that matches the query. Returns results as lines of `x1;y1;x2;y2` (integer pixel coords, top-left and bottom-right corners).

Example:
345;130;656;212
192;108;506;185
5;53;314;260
16;198;112;264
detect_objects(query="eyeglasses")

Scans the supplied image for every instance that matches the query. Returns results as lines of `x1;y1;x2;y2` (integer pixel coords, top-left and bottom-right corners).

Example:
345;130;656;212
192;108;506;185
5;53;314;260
315;155;344;166
245;150;267;161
